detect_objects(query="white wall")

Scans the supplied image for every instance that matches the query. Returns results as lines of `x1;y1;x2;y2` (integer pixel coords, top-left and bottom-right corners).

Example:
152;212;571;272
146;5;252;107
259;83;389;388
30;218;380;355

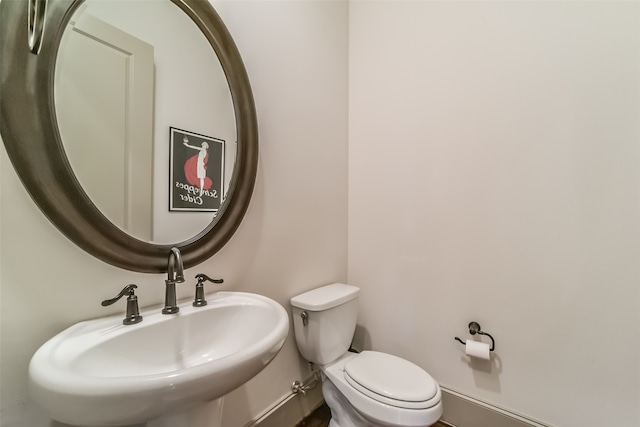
348;1;640;426
0;1;348;426
4;1;640;427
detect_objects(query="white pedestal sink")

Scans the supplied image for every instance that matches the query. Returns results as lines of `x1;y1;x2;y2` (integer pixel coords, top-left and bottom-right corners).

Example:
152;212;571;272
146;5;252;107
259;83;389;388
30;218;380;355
28;292;289;427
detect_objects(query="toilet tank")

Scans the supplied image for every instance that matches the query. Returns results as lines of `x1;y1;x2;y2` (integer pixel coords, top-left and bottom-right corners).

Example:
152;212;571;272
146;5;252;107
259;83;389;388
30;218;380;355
290;283;360;366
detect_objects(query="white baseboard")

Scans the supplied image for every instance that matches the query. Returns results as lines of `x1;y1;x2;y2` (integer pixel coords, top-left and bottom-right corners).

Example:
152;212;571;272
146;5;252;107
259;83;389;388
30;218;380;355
440;387;554;427
249;383;553;427
245;384;324;427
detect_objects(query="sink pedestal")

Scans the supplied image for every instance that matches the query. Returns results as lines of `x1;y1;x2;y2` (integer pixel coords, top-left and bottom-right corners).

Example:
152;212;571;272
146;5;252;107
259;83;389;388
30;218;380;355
148;398;224;427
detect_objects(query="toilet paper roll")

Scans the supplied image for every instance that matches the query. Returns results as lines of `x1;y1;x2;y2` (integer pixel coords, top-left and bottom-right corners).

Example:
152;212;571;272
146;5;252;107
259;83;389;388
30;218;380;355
465;340;491;360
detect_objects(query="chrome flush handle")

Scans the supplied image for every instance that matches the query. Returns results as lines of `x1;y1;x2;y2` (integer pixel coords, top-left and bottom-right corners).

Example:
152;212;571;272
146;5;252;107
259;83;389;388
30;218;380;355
301;310;309;327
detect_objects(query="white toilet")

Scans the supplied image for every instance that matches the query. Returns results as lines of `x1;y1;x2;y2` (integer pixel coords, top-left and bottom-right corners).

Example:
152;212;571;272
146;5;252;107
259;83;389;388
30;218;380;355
291;283;443;427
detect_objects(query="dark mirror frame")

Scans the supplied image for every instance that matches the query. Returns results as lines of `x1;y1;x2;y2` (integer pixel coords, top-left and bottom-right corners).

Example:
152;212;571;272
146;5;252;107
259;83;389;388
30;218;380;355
0;0;258;273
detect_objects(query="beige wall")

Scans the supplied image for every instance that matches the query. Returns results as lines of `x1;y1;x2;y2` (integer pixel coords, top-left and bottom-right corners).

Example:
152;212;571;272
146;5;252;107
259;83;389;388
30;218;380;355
348;1;640;426
3;1;640;427
0;1;348;426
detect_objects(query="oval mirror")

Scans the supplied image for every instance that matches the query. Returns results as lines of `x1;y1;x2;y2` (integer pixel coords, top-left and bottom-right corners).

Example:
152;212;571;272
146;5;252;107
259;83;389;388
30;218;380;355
55;0;237;244
0;0;258;272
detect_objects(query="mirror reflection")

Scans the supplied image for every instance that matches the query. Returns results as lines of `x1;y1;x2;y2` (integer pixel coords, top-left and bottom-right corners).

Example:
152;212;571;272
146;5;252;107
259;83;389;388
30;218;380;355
55;0;237;244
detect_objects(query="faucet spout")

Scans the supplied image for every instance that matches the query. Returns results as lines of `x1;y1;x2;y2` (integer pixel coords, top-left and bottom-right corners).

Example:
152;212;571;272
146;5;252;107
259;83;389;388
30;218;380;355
162;247;184;315
167;247;185;284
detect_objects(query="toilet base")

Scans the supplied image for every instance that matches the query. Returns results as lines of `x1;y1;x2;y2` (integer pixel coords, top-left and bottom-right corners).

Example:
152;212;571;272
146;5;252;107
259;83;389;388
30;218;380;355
323;378;371;427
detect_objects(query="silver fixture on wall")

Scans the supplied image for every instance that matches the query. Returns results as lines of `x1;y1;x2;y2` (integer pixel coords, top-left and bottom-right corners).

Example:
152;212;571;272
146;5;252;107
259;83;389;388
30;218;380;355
291;364;321;396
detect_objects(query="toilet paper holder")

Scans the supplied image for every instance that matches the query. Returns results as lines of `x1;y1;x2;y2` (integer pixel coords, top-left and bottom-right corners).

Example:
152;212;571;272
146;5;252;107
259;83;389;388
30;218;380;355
454;321;495;351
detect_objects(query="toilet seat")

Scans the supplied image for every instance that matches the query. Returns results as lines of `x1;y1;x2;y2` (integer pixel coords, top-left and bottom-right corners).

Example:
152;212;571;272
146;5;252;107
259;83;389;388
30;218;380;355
344;351;439;409
322;352;443;427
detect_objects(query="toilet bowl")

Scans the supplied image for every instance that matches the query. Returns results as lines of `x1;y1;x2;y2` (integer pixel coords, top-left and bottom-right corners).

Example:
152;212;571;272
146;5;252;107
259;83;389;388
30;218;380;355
291;283;443;427
322;352;443;427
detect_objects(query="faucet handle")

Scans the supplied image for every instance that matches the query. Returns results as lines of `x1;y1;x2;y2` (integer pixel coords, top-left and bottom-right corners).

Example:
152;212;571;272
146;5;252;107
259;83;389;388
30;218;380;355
193;274;224;307
101;284;143;325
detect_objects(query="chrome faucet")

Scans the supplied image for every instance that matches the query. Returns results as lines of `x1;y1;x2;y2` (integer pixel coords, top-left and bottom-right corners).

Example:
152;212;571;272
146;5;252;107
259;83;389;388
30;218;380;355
162;247;185;314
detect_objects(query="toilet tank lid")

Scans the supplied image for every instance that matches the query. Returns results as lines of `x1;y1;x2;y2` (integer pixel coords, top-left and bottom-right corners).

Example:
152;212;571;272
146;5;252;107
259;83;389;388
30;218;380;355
290;283;359;311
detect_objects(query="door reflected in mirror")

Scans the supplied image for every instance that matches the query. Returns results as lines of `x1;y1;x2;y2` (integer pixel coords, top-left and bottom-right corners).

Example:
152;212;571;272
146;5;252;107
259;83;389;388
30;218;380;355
55;0;237;244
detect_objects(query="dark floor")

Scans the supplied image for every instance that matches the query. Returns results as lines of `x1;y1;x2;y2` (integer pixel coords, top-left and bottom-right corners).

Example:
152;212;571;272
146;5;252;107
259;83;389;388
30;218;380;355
295;402;332;427
296;403;448;427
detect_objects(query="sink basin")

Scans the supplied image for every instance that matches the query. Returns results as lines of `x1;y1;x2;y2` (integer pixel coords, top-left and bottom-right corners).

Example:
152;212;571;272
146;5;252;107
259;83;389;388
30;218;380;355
28;292;289;426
